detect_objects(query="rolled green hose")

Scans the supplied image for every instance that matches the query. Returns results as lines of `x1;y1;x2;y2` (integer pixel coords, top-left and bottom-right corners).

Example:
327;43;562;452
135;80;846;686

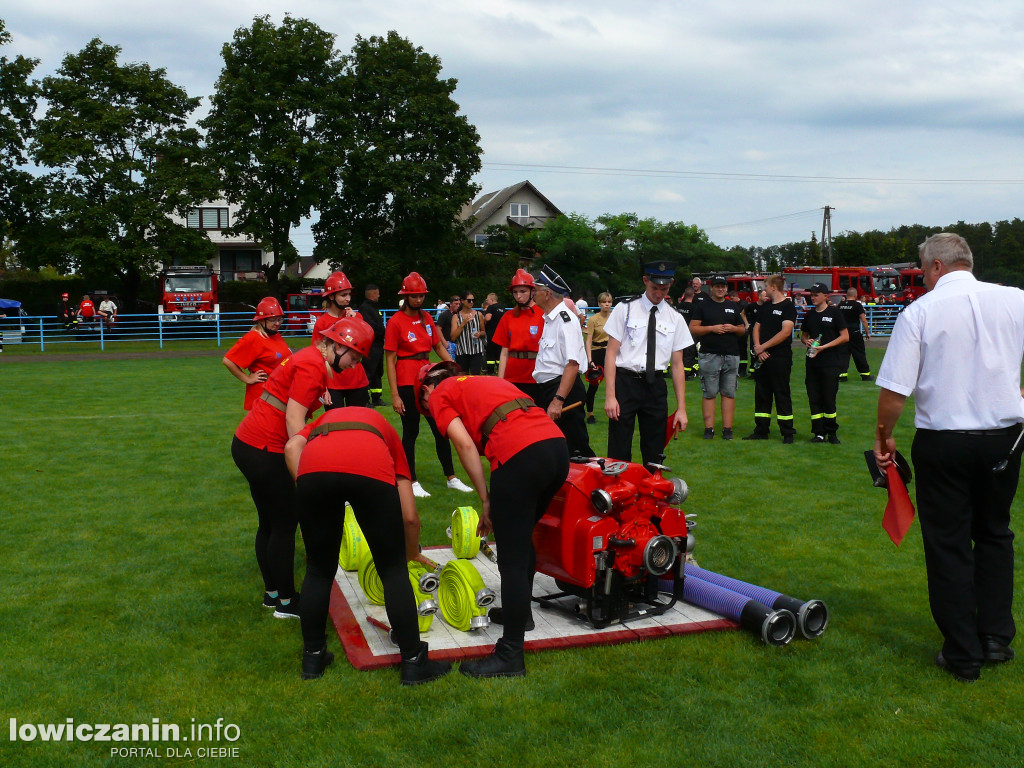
450;506;481;559
438;559;495;631
339;504;370;572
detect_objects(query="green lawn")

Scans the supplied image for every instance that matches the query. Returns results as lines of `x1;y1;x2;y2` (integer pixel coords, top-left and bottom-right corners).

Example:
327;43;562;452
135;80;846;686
1;348;1022;768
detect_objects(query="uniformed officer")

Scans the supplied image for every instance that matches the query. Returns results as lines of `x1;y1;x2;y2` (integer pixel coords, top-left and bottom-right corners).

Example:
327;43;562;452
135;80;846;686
530;265;594;457
800;283;849;443
604;261;692;466
744;276;797;442
837;287;872;381
676;287;698;379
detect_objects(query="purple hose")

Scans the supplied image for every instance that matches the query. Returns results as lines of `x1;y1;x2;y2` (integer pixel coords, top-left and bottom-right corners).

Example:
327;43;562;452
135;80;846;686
682;575;795;646
683;564;829;639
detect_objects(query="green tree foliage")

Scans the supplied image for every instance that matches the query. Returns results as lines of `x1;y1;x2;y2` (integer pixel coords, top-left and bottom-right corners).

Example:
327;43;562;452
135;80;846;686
203;15;345;286
314;31;483;293
27;38;213;307
0;19;39;232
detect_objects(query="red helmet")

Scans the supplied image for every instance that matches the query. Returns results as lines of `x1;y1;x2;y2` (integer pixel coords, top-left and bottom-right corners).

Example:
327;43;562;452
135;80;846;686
414;361;462;414
509;269;535;291
62;293;69;300
319;317;374;358
398;272;429;295
324;271;353;298
253;297;284;321
584;362;604;384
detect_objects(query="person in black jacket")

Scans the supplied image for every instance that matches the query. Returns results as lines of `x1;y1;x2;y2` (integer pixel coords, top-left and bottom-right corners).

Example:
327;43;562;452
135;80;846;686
837;287;872;381
799;284;849;443
358;284;387;406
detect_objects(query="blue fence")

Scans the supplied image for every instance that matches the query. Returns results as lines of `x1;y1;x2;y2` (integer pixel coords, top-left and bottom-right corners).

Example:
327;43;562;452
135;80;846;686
0;305;904;353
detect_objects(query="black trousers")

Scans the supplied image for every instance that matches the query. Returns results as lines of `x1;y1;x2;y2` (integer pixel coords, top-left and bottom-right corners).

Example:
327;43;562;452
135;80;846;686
804;365;840;436
231;437;298;598
455;351;484;375
912;428;1018;669
752;355;795;436
585;347;607;413
484;341;502;374
296;473;420;656
839;333;871;378
607;372;668;467
682;345;697;376
363;342;385;400
397;384;455;481
325;386;369;409
489;438;570;648
535;375;593;458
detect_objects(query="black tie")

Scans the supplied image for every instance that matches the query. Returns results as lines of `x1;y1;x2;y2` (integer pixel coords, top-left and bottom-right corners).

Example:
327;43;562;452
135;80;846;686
645;305;658;383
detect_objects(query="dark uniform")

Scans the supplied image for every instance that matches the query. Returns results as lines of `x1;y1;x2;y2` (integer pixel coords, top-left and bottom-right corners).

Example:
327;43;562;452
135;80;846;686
800;305;847;440
740;299;760;377
837;298;871;381
750;298;797;439
358;296;387;405
483;303;505;375
676;300;698;379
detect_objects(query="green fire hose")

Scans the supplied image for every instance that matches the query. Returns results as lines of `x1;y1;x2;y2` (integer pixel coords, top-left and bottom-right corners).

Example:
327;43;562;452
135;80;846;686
438;559;495;631
358;552;438;631
338;504;370;571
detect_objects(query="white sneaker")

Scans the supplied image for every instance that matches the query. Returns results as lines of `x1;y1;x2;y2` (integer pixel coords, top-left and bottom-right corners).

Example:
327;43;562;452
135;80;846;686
447;477;474;493
412;481;431;498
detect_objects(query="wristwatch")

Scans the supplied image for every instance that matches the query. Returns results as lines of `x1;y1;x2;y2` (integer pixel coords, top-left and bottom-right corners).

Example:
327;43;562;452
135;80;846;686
553;394;566;402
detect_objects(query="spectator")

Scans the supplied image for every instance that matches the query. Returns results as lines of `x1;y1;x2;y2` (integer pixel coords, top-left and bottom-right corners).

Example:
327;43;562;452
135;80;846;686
481;293;505;374
58;293;76;330
78;294;96;323
450;290;487;374
98;295;118;326
688;276;746;440
436;296;461;359
358;284;387;406
584;291;613;424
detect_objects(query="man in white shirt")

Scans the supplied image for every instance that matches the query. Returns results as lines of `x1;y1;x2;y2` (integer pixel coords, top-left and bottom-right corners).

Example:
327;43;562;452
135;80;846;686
874;232;1023;682
531;265;593;457
604;261;692;465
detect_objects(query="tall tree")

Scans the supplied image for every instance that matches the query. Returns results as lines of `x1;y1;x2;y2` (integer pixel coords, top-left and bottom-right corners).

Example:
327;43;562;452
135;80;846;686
0;18;39;234
314;31;482;286
29;38;213;306
203;15;344;287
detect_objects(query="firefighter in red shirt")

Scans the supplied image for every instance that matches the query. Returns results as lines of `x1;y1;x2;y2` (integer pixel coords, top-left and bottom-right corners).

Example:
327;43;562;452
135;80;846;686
284;405;452;685
417;362;570;678
385;271;473;498
222;297;292;410
231;318;369;619
78;295;96;323
311;271;370;408
492;269;544;401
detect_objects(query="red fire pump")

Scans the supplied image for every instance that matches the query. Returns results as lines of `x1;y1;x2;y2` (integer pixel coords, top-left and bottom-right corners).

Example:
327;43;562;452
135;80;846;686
532;458;693;628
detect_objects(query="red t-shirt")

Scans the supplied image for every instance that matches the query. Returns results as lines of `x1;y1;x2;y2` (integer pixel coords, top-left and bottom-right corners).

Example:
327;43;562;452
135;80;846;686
311;312;369;389
428;375;564;469
384;309;440;387
492;305;544;384
234;345;330;453
224;328;292;410
296;407;410;484
79;300;95;318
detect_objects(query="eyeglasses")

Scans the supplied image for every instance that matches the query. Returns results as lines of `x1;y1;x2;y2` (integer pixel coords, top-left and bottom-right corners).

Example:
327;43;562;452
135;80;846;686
464;298;475;303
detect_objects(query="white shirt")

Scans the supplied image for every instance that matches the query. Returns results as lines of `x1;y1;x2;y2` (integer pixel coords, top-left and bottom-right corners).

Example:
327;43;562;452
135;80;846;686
877;270;1024;430
99;299;117;314
575;299;589;316
533;303;587;384
605;293;694;373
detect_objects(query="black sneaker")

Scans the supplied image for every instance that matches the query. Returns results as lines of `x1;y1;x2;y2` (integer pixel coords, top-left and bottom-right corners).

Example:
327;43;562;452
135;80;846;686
861;375;873;381
827;434;841;445
782;434;795;444
722;428;733;440
810;435;826;444
586;414;597;424
703;428;714;440
262;592;276;609
274;594;301;619
488;606;535;632
742;433;769;440
302;646;335;680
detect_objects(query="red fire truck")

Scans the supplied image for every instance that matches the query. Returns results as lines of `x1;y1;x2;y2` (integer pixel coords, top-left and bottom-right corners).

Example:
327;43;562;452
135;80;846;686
899;268;926;301
693;273;767;303
284;289;325;335
782;266;901;302
158;265;219;320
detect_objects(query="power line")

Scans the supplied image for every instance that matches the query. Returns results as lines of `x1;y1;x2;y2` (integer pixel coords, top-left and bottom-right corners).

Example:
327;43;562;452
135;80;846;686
707;208;822;231
481;162;1024;186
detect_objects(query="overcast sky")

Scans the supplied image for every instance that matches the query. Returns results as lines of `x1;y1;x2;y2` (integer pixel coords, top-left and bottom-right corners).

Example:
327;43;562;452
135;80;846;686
6;1;1024;256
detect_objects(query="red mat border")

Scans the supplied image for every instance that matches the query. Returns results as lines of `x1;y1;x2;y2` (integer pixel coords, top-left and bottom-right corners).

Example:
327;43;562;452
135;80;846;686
328;580;738;671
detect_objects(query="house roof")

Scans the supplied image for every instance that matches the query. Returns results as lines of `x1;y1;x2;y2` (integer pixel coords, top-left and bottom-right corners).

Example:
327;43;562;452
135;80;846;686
462;180;563;236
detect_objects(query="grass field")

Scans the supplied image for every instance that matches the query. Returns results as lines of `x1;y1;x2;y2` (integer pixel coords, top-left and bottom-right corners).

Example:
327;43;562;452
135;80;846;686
1;346;1022;768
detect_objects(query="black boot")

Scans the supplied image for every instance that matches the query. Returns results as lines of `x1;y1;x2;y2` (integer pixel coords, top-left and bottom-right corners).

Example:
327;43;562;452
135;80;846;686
400;642;452;686
460;638;526;679
301;645;335;680
488;606;535;631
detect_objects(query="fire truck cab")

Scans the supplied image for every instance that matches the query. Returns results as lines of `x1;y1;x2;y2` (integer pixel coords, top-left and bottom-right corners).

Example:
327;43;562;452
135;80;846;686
284;290;325;335
899;268;925;302
159;265;219;321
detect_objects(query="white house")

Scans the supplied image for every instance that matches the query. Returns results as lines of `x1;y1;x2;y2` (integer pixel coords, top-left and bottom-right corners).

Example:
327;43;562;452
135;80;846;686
461;180;563;246
168;200;273;281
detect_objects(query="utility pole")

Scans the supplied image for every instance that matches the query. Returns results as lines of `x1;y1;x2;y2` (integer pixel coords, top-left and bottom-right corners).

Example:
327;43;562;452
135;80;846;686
821;206;834;266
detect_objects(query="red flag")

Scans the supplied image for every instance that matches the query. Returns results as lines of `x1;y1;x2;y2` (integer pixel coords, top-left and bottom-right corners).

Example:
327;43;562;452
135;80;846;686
882;463;916;546
666;410;680;447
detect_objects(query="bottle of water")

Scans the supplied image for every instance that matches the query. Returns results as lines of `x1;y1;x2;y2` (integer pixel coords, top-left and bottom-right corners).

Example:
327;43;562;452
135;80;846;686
807;334;823;358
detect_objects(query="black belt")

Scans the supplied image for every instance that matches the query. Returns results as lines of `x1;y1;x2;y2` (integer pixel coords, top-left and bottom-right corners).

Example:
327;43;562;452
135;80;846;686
592;343;607;349
616;367;666;380
398;352;429;360
509;350;537;359
944;426;1019;436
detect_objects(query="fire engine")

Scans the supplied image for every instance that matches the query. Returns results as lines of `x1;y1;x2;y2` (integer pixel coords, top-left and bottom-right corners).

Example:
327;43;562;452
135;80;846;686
158;265;219;321
782;266;901;302
693;273;766;303
284;289;325;335
899;268;925;301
